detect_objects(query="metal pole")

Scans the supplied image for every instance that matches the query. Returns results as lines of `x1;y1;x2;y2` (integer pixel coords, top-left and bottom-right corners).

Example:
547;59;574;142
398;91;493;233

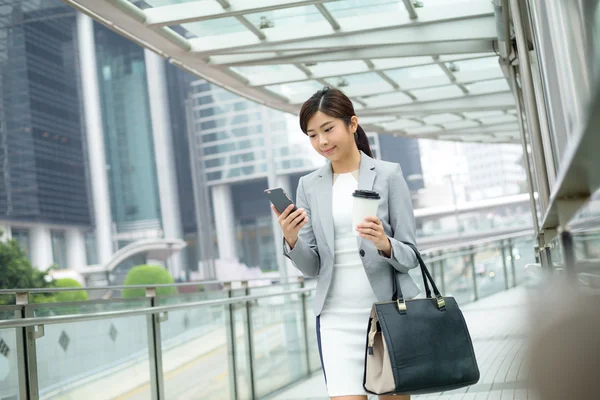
243;284;257;400
15;298;32;399
23;305;40;400
468;249;478;301
508;239;517;287
509;0;552;214
509;66;541;236
299;279;311;374
185;99;217;279
224;284;238;400
146;291;166;400
500;240;510;290
559;229;577;283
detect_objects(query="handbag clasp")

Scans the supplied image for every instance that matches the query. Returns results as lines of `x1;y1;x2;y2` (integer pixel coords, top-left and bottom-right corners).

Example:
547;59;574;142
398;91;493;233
436;295;446;311
396;299;407;313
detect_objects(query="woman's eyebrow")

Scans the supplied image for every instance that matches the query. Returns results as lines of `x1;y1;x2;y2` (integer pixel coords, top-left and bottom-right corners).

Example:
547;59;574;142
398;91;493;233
307;121;334;133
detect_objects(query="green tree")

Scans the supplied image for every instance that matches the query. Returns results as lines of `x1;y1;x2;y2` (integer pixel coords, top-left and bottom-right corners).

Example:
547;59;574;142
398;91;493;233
53;278;89;302
122;265;177;298
0;233;53;304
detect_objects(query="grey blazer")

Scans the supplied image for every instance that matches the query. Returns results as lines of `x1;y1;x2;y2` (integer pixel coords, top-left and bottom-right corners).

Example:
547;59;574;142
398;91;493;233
284;151;420;316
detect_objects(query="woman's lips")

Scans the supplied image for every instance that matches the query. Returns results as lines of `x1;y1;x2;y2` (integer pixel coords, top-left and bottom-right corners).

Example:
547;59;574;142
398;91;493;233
323;146;336;155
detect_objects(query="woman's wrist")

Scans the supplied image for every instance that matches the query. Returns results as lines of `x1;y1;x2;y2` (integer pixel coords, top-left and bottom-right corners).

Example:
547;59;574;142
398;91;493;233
285;235;298;249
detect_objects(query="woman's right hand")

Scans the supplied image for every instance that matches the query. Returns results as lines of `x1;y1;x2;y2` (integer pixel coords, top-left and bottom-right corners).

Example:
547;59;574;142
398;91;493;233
271;204;308;249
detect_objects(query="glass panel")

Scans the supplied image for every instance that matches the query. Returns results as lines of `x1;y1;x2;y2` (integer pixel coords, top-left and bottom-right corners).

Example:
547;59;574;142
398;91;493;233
440;252;474;306
232;65;307;85
464;79;510;95
326;0;404;19
265;81;323;103
302;281;320;373
363;92;413;108
385;64;449;88
31;298;151;317
157;292;231;399
248;283;309;397
0;310;20;400
308;60;370;78
35;314;151;399
325;72;387;88
512;238;537;287
140;0;198;6
181;17;248;37
412;85;464;102
422;114;463;124
372;56;435;70
473;245;508;299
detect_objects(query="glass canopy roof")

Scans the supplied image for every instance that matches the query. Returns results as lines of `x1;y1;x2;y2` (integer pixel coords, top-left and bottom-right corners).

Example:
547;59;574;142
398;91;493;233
66;0;517;143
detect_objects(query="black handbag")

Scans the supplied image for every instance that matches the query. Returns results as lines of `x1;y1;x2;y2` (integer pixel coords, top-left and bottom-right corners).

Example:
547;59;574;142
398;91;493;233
363;242;480;395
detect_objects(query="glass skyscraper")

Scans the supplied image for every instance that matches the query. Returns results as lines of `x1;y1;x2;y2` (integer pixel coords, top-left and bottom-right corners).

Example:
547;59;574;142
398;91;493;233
94;24;162;239
0;0;90;225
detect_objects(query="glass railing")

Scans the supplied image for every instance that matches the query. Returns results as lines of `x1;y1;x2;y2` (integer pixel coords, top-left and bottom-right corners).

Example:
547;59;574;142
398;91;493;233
0;232;536;400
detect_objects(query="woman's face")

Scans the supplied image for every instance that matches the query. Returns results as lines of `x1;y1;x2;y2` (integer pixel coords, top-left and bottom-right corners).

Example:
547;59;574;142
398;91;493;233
306;111;358;161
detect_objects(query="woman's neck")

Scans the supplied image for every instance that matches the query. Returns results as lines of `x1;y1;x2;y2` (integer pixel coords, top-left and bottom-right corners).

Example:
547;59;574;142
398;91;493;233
331;148;361;174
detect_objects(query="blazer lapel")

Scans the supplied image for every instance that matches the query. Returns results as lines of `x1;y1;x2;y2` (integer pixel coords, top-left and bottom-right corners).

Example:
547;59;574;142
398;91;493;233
358;151;376;191
316;162;335;254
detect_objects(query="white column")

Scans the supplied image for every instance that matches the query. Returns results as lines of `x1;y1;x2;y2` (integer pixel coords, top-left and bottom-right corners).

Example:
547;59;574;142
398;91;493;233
66;228;87;270
76;14;114;265
211;184;237;261
144;49;186;280
0;223;11;242
30;226;53;271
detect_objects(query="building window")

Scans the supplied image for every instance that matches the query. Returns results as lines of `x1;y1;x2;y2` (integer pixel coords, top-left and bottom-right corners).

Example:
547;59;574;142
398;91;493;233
11;228;31;260
51;230;67;269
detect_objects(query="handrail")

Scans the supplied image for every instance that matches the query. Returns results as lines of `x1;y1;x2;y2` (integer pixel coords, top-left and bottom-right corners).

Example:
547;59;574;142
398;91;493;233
420;229;534;255
0;287;314;329
0;276;311;295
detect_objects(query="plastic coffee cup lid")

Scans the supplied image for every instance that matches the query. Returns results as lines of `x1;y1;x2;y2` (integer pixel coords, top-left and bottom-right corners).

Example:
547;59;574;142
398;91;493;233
352;190;380;199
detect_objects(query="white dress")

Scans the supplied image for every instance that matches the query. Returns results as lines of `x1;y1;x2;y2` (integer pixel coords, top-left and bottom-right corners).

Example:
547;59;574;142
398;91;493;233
318;171;379;397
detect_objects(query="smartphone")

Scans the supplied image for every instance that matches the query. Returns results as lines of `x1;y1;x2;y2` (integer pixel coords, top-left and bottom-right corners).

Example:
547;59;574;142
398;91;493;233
265;187;297;214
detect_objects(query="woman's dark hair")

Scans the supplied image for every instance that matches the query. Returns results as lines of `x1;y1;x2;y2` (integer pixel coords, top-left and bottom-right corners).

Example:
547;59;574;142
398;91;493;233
299;87;373;158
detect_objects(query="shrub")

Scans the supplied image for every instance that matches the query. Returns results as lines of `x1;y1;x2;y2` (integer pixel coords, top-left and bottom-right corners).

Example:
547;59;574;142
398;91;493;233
122;265;177;298
53;278;88;303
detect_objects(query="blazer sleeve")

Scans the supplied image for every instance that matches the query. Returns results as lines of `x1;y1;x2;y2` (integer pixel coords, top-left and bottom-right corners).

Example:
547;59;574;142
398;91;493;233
282;176;320;277
379;164;419;273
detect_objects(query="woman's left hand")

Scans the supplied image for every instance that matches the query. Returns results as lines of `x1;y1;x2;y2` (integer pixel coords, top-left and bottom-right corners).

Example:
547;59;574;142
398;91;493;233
356;216;392;256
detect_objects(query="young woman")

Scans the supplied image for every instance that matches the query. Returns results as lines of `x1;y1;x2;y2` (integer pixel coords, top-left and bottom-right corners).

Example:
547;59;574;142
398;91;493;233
272;87;420;400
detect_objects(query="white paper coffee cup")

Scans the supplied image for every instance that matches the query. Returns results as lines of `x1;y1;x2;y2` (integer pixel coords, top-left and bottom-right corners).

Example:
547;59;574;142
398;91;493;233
352;190;381;236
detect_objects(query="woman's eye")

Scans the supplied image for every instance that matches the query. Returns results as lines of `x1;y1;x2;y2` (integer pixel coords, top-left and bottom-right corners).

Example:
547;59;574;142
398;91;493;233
324;127;333;132
309;134;316;139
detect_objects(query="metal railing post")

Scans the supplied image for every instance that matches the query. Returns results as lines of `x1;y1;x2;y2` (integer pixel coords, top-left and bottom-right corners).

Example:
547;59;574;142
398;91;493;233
468;248;479;301
14;293;35;399
438;251;446;295
146;287;166;400
299;277;311;374
22;298;42;400
243;282;257;400
224;283;238;400
560;229;577;283
508;239;517;287
500;240;510;290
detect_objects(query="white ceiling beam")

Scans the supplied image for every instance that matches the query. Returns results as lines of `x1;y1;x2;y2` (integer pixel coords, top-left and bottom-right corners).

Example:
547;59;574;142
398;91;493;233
401;122;520;137
245;54;495;87
316;3;340;31
209;40;495;66
144;0;339;27
360;91;515;116
402;0;419;20
190;1;493;54
205;16;496;55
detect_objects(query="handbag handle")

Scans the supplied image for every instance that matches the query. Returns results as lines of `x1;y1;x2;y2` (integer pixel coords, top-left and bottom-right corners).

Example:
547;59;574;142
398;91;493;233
392;242;446;311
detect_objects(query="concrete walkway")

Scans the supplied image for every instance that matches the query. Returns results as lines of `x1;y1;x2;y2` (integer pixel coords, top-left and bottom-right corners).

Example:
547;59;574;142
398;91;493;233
269;287;536;400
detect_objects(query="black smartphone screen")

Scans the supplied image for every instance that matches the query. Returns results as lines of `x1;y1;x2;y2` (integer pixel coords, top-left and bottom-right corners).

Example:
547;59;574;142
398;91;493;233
265;187;297;214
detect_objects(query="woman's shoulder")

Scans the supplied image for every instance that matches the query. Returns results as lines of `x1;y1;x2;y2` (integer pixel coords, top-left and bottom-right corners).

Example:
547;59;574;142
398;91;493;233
373;158;403;177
